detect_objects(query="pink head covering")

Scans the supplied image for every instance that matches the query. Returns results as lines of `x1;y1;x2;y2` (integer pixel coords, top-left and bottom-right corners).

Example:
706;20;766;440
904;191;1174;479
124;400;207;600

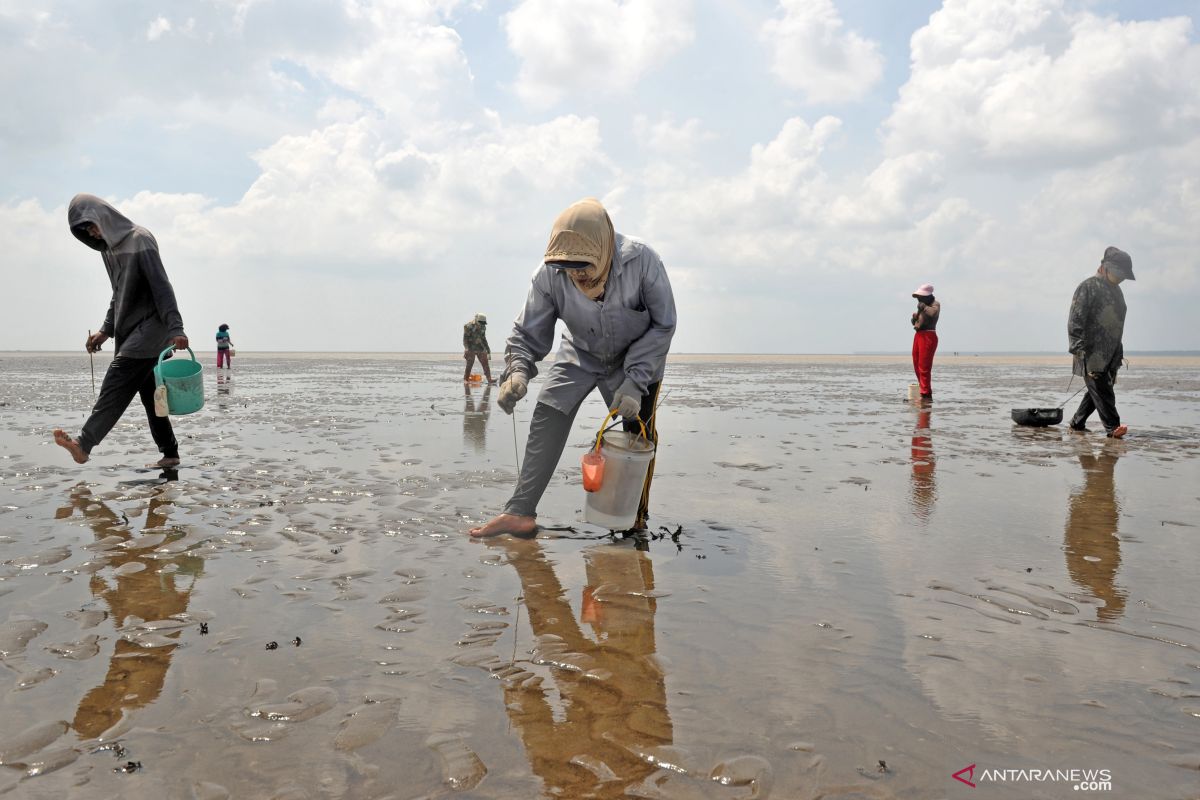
912;283;934;297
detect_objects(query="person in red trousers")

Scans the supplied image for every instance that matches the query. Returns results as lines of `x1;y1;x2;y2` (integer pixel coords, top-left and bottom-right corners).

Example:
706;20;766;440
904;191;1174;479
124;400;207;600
911;283;940;401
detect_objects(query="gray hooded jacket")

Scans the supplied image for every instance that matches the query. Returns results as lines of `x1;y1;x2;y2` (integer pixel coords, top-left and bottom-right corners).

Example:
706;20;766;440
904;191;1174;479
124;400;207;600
68;194;186;358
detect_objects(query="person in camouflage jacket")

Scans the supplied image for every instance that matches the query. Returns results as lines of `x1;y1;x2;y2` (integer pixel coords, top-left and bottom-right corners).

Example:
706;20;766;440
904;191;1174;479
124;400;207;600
463;313;494;384
1067;246;1134;438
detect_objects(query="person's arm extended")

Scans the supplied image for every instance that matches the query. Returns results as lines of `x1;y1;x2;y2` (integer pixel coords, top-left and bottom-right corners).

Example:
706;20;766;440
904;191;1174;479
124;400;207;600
621;254;677;395
502;268;557;382
140;248;185;338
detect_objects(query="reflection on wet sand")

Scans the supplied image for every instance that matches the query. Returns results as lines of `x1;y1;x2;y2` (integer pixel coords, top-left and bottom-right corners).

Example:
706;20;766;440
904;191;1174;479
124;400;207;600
910;408;936;522
1065;447;1126;621
215;371;232;409
463;383;491;453
54;484;204;738
491;538;671;798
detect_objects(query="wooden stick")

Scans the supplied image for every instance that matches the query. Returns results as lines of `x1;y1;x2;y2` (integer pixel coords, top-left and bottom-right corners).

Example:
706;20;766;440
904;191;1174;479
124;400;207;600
88;330;96;395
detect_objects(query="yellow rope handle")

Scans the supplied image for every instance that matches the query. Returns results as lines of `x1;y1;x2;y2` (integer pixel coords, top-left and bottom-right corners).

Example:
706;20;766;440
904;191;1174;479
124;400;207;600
594;408;647;452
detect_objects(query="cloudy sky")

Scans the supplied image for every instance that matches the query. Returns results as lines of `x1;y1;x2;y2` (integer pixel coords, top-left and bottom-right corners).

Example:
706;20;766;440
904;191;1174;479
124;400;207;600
3;0;1198;353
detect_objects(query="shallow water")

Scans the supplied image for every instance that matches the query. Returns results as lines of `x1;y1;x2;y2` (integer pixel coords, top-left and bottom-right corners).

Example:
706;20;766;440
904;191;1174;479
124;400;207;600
1;352;1199;799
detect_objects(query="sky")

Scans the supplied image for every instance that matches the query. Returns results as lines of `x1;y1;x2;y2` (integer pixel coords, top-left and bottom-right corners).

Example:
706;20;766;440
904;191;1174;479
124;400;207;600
2;0;1198;354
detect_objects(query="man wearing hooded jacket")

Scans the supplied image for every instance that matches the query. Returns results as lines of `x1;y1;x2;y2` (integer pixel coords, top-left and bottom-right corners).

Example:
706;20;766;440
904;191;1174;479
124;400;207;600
53;194;189;466
1067;246;1134;439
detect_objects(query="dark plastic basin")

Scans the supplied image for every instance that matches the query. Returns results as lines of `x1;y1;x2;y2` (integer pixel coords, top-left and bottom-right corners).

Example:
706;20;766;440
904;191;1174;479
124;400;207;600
1011;408;1063;427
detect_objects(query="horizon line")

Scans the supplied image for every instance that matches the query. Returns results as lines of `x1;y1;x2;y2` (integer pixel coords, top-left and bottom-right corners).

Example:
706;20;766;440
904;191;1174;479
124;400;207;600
4;349;1199;356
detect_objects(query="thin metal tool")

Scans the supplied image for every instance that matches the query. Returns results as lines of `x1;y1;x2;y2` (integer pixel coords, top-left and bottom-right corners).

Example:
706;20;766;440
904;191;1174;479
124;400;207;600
1057;375;1084;409
644;388;672;428
88;329;96;396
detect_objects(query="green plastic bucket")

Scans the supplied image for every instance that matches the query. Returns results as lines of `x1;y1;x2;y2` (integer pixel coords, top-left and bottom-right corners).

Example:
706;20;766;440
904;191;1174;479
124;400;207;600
154;347;204;415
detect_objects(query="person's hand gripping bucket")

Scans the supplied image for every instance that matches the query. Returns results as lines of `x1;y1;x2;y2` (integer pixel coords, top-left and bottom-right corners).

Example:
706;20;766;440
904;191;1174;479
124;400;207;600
581;408;648;493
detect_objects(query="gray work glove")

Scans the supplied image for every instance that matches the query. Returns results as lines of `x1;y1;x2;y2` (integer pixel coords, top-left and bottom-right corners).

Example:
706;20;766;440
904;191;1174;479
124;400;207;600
497;373;528;415
612;379;642;419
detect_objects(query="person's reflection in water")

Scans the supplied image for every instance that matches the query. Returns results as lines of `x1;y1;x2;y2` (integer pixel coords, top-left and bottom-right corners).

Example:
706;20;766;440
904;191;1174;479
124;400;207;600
463;382;491;453
1065;447;1126;621
216;370;232;410
54;483;203;738
909;408;937;522
488;538;672;798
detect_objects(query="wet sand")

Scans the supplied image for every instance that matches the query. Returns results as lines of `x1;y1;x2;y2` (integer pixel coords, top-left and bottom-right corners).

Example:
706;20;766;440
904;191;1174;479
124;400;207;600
1;352;1199;799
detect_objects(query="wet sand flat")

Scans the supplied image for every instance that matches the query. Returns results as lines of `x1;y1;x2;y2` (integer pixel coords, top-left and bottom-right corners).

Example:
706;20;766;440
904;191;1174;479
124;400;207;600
1;352;1199;799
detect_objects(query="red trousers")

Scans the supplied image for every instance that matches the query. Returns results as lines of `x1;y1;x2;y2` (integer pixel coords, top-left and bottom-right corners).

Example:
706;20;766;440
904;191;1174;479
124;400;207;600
912;331;938;395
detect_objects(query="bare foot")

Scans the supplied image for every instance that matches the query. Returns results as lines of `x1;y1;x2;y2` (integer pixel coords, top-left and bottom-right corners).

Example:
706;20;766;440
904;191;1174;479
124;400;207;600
1109;425;1128;439
53;430;89;464
469;513;537;538
148;457;181;468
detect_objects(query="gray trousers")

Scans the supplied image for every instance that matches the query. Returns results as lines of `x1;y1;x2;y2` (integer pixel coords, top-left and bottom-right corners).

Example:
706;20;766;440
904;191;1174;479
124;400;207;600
79;355;179;457
504;383;660;528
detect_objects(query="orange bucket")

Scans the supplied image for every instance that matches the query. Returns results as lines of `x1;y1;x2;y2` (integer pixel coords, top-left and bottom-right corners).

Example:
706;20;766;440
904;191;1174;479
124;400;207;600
582;450;605;492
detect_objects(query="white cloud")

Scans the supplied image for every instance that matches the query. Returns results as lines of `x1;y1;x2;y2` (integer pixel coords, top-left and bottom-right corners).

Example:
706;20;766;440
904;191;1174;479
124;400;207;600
642;116;844;268
762;0;884;103
829;152;946;228
634;115;716;156
1013;136;1200;291
304;3;473;120
118;111;611;271
0;1;475;154
146;16;172;41
885;0;1200;166
504;0;694;107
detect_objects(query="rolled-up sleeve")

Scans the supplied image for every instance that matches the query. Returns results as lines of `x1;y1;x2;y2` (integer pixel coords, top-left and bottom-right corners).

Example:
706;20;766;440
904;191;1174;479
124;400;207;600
503;267;559;382
622;254;676;394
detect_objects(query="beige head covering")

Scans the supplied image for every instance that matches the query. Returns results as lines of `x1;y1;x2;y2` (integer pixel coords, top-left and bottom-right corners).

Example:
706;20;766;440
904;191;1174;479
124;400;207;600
544;198;615;300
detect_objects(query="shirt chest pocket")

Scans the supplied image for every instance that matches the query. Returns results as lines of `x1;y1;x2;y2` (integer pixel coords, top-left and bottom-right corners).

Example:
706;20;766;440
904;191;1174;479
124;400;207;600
608;306;650;353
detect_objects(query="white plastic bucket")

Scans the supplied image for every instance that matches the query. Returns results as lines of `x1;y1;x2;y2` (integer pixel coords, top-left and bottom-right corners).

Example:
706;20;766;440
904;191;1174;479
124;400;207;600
907;383;920;401
584;430;655;530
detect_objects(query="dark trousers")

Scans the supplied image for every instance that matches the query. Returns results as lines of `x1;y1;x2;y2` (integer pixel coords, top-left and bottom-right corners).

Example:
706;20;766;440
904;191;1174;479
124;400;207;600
463;352;493;382
623;383;660;530
505;381;661;530
79;355;179;457
1070;366;1121;435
